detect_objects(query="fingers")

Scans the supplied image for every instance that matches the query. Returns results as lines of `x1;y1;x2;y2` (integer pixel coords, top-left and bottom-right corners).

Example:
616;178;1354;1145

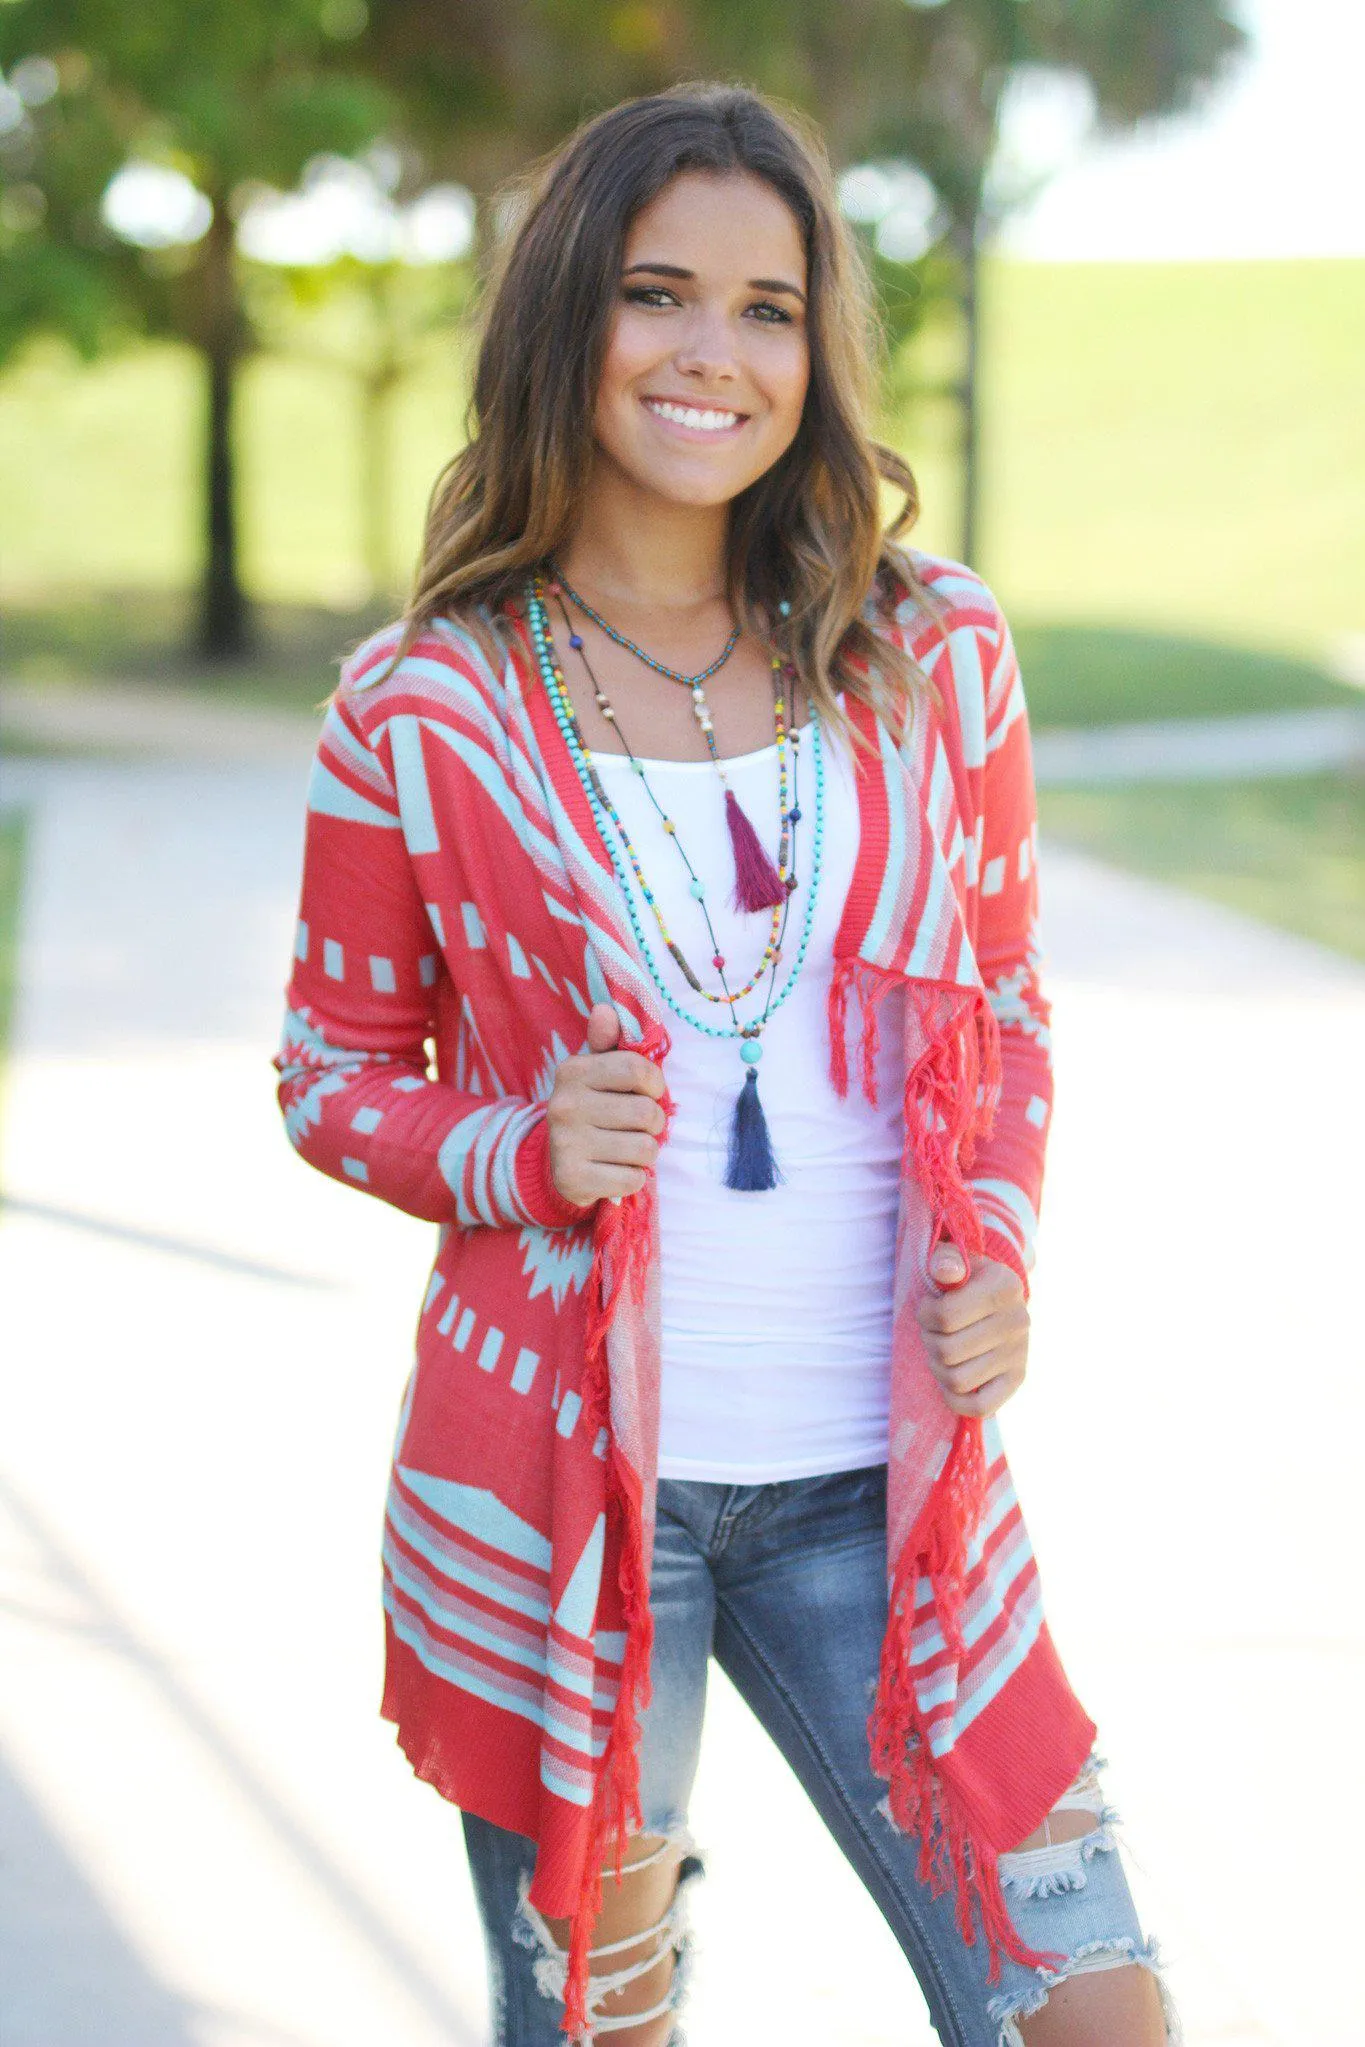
917;1254;1022;1336
929;1241;969;1289
545;1018;669;1209
554;1125;657;1205
937;1367;1024;1420
569;1047;667;1100
545;1093;660;1208
585;1001;622;1055
587;1049;668;1100
584;1089;667;1136
568;1162;650;1203
917;1248;1029;1419
924;1307;1026;1374
546;1062;665;1146
587;1127;661;1174
927;1322;1027;1399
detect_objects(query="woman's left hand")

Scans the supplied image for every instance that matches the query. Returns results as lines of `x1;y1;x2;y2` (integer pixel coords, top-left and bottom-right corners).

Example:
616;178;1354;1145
916;1241;1029;1419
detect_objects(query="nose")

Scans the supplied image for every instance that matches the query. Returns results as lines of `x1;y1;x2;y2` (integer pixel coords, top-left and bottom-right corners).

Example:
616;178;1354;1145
671;302;740;385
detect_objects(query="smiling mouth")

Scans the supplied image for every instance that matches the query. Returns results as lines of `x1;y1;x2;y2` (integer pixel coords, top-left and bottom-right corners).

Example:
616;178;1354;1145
642;397;748;434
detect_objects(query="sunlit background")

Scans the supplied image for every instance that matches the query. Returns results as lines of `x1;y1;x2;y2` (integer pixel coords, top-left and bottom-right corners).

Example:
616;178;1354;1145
1;3;1362;2044
2;0;1361;964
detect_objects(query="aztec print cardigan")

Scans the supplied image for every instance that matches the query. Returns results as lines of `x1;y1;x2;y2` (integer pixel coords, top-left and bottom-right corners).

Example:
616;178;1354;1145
275;550;1096;2032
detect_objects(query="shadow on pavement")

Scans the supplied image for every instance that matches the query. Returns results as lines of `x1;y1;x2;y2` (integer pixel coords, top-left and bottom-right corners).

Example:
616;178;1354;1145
0;1195;339;1289
0;1470;479;2046
0;1744;201;2047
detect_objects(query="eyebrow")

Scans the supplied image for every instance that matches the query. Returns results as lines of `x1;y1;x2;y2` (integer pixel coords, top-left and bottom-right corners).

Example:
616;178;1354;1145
622;261;806;305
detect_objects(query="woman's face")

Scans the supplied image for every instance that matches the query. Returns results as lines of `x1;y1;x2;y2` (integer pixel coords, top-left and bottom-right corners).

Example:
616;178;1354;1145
592;169;811;510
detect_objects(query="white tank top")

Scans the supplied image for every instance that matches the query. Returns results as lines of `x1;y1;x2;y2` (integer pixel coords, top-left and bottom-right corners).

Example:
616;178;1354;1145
592;709;904;1483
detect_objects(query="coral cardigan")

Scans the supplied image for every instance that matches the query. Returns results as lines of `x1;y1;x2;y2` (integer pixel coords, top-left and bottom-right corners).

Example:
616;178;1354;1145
275;551;1094;2031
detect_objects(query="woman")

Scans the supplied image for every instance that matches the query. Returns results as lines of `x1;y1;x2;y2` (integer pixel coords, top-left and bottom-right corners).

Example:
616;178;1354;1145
275;83;1175;2047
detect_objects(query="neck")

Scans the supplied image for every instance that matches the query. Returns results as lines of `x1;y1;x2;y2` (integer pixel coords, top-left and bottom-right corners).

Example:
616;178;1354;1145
558;456;731;614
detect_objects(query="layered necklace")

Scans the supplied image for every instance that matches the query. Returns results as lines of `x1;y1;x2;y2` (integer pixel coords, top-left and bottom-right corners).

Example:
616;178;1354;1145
551;565;786;913
526;570;826;1191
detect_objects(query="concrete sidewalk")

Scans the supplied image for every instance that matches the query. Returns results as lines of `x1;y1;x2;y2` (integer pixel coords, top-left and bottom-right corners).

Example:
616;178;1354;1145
1032;704;1365;783
7;674;1365;781
1;735;1361;2046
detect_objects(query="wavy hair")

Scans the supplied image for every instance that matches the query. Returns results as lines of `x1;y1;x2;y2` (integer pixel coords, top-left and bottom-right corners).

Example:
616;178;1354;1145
393;81;939;737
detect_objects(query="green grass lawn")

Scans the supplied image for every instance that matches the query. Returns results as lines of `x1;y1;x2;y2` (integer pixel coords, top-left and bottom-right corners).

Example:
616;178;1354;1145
1;590;387;713
2;258;1361;663
1012;624;1359;727
1;258;1362;966
1039;770;1365;962
7;597;1359;732
0;334;461;612
975;258;1365;660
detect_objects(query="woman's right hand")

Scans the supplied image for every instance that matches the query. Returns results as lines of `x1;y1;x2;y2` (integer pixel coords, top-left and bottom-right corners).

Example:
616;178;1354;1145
545;1002;667;1207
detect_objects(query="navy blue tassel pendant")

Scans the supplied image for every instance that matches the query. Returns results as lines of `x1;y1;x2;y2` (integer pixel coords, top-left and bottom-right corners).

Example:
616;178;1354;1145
725;1048;783;1191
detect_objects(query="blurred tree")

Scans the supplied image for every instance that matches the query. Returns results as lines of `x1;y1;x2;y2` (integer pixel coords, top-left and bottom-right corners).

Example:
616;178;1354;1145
0;3;390;656
0;0;1252;644
804;0;1250;564
353;0;1247;566
241;159;475;601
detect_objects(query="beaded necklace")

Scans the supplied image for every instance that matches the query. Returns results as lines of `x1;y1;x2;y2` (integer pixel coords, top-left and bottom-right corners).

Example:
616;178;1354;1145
553;565;742;687
544;581;795;993
549;564;787;914
526;575;826;1191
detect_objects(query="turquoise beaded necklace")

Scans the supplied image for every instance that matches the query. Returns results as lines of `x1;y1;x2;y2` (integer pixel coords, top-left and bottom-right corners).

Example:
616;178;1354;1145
543;578;793;1004
526;576;826;1191
549;562;790;915
553;565;742;688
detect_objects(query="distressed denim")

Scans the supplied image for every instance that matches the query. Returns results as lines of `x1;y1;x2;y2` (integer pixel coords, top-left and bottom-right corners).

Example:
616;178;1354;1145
461;1464;1177;2046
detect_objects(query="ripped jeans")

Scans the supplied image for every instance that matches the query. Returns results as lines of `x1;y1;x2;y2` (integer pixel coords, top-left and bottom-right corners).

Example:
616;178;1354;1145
461;1464;1177;2046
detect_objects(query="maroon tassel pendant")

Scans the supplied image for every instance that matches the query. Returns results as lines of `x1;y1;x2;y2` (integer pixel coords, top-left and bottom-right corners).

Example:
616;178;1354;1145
724;787;786;912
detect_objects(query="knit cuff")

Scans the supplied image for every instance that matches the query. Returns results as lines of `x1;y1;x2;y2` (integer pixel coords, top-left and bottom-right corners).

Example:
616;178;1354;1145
978;1220;1031;1299
513;1113;598;1230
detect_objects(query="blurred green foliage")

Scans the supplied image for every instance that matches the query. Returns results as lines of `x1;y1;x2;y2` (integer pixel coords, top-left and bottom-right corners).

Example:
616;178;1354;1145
245;254;473;596
0;0;391;363
1039;773;1365;963
4;259;1359;663
0;808;27;1114
1;0;1249;652
1014;627;1361;728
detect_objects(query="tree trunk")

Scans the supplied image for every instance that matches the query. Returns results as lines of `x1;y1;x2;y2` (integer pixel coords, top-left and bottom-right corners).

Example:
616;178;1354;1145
197;198;251;662
359;269;401;603
955;211;982;571
360;368;396;602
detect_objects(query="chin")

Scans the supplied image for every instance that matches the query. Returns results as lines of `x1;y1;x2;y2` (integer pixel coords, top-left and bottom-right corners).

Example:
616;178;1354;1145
651;475;747;509
618;448;766;510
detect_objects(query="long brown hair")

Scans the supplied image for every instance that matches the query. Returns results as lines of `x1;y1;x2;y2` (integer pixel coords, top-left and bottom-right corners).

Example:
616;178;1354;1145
397;81;939;737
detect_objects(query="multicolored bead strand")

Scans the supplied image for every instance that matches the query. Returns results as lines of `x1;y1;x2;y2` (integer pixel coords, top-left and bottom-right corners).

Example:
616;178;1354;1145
548;568;789;912
544;584;797;1000
551;564;742;687
536;575;800;1001
525;576;826;1190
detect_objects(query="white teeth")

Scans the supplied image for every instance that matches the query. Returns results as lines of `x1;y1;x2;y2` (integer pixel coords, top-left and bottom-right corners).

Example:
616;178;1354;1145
645;399;741;432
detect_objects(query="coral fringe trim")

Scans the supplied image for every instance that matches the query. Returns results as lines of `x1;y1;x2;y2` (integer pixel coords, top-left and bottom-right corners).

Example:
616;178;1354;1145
561;1025;671;2038
829;958;1060;1979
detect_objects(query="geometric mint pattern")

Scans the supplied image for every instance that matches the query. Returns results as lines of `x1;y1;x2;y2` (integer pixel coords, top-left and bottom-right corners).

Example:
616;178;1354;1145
381;1469;616;1807
274;545;1069;1863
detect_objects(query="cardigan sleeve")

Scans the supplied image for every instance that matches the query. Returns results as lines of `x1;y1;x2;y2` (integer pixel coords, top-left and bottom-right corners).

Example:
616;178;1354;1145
966;605;1053;1290
274;690;591;1233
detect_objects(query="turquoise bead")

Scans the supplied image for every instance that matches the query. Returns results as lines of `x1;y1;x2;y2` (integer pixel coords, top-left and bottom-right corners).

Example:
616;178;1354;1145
689;878;705;899
526;581;825;1045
